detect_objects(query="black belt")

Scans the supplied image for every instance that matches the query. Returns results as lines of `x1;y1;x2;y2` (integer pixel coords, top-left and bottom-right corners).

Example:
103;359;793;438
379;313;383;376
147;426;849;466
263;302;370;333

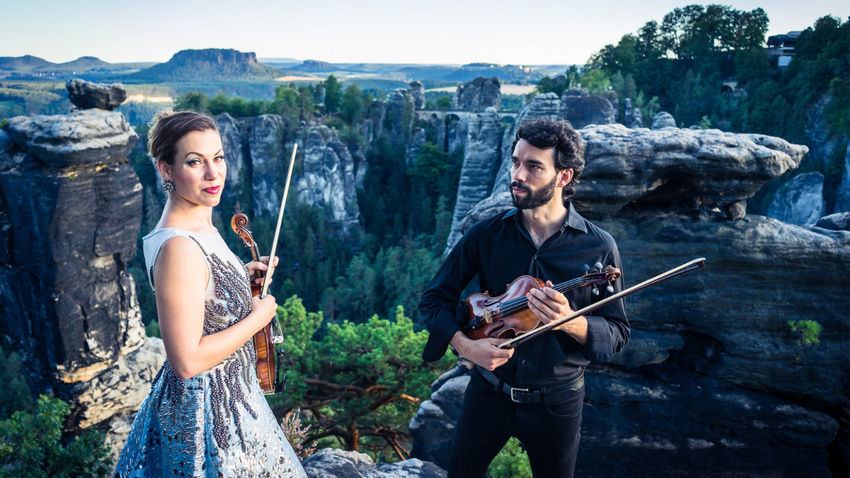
475;366;584;404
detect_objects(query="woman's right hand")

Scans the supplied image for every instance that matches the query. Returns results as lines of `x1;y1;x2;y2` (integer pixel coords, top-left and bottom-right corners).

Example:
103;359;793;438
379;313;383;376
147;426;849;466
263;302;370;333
251;294;278;327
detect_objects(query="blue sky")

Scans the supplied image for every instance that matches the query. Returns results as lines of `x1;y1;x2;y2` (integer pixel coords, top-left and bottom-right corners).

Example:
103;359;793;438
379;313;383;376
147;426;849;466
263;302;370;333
3;0;847;65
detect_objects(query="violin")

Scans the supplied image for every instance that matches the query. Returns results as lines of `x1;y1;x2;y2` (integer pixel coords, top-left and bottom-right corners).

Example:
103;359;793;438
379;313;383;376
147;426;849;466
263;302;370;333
230;213;284;395
462;264;621;340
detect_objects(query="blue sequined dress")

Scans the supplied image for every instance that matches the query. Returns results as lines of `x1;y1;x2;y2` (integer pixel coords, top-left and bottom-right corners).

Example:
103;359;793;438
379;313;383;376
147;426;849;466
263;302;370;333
114;228;306;478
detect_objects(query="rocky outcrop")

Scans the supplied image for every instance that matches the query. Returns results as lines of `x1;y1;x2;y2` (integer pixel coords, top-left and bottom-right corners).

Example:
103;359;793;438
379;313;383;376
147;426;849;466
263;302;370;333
66;79;127;111
294;126;364;231
571;125;808;218
559;89;615;129
456;77;500;113
247;114;288;215
216;113;249;205
834;142;850;213
445;108;503;251
487;124;808;221
302;448;446;478
409;80;426;110
816;212;850;230
0;108;163;433
6;110;138;167
651;111;676;129
624;98;644;128
766;171;826;226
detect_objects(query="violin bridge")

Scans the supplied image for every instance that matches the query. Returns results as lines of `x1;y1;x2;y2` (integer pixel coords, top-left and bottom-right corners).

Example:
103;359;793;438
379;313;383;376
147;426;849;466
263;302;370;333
483;308;493;324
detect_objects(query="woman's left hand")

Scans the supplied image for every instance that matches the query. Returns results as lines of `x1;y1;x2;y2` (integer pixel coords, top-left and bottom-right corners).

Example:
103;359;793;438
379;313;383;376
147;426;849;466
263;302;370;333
246;256;280;285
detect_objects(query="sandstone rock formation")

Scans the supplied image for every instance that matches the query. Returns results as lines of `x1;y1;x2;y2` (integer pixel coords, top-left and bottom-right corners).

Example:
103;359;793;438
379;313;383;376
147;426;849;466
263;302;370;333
248;114;288;215
293;126;364;231
216;113;249;205
66;78;127;111
816;211;850;230
834;142;850;213
409;80;426;110
0;107;164;444
651;111;676;129
559;88;615;129
623;97;644;128
302;448;446;478
456;77;500;113
766;171;826;226
444;108;503;250
571;125;808;218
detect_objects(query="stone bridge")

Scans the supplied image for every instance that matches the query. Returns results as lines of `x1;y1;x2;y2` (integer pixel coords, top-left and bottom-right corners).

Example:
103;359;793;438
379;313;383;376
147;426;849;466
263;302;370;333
415;109;516;123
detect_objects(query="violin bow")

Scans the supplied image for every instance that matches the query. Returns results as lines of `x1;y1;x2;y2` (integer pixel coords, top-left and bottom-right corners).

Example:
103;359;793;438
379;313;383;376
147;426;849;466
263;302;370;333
499;257;707;349
260;144;298;298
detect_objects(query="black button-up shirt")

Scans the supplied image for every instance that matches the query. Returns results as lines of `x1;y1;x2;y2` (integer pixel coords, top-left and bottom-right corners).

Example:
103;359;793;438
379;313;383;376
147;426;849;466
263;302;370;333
420;202;629;388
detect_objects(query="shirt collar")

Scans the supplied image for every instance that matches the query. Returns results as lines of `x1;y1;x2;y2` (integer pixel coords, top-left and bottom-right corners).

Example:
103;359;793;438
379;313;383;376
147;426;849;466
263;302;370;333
502;201;588;234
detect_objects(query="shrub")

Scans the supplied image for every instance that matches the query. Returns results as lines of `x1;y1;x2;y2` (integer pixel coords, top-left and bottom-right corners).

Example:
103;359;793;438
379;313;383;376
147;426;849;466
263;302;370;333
0;395;113;478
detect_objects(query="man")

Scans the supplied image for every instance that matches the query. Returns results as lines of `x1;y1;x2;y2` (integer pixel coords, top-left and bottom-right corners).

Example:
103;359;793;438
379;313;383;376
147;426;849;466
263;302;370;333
420;119;629;477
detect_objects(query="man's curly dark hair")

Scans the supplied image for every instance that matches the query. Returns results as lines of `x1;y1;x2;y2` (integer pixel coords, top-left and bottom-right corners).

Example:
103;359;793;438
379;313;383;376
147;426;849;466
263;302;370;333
511;119;585;200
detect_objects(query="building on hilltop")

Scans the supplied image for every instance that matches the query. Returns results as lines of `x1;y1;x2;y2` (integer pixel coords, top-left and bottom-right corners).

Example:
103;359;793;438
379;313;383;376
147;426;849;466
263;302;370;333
767;31;802;68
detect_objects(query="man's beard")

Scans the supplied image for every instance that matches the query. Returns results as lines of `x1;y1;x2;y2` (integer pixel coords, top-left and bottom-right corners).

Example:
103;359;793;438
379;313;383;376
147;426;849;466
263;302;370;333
511;175;558;210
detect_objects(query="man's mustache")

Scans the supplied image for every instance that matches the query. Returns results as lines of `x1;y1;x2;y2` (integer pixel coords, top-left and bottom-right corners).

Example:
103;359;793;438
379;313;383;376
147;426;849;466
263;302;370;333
510;181;530;193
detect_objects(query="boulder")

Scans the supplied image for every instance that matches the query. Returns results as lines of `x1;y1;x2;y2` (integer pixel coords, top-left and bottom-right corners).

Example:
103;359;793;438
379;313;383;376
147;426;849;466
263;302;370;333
6;109;138;167
766;171;826;226
559;88;615;129
410;368;471;470
815;212;850;231
66;78;127;111
302;448;446;478
651;111;676;129
456;77;500;113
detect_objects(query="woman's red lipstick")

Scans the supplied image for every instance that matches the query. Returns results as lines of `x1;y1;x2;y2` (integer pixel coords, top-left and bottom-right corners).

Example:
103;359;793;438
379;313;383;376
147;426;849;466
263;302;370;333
204;186;221;194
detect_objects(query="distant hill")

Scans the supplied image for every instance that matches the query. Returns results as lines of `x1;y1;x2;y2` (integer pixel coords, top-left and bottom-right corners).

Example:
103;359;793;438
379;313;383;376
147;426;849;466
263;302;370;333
440;63;545;83
127;49;286;82
0;55;51;72
0;55;155;78
289;60;336;73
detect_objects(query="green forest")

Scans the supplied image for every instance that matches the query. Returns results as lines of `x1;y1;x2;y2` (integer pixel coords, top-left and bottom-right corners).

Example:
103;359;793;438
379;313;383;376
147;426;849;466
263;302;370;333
2;5;849;475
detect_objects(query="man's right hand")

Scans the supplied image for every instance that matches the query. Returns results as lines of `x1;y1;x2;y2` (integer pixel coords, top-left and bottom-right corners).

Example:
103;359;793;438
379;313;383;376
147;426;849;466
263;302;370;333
450;331;514;370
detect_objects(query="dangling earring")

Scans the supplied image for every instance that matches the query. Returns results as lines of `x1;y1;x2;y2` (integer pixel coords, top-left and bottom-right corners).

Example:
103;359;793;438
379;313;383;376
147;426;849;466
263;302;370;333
163;179;175;193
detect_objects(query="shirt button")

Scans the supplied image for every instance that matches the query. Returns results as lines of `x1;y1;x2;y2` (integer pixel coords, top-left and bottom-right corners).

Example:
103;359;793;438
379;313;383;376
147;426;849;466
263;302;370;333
521;359;526;364
532;255;537;260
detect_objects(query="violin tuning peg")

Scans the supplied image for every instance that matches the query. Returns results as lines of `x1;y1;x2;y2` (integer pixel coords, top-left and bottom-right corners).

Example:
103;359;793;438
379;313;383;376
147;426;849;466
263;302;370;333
595;262;603;271
582;264;590;272
607;284;614;293
592;284;600;295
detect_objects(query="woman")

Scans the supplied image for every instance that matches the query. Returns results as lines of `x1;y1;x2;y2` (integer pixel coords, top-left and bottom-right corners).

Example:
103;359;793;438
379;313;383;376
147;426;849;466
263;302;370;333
114;111;306;477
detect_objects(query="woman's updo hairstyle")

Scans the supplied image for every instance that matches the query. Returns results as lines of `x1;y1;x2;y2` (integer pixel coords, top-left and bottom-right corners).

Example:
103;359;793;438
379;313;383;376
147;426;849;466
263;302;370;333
148;110;219;165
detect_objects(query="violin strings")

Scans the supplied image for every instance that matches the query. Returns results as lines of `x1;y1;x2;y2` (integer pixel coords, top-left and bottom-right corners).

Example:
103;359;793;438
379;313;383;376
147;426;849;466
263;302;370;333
496;278;588;316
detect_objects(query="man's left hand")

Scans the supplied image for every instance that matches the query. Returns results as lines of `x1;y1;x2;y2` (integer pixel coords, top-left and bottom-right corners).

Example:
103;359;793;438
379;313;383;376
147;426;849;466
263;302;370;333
526;281;588;345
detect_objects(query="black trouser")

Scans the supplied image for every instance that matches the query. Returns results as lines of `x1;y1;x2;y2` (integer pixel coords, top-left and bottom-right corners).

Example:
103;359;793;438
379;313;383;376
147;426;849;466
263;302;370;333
447;370;584;478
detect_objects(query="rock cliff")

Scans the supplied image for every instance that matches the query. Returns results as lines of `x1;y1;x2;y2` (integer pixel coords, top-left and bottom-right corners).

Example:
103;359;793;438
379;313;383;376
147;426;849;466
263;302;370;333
0;86;164;454
456;77;501;112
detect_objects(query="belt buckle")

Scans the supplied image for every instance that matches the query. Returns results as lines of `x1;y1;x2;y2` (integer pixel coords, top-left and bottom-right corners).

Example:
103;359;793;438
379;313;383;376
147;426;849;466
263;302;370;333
509;387;529;403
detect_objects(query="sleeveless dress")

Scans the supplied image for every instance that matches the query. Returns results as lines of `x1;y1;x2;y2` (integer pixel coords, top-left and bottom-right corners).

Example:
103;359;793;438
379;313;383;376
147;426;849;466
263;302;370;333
114;228;306;478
